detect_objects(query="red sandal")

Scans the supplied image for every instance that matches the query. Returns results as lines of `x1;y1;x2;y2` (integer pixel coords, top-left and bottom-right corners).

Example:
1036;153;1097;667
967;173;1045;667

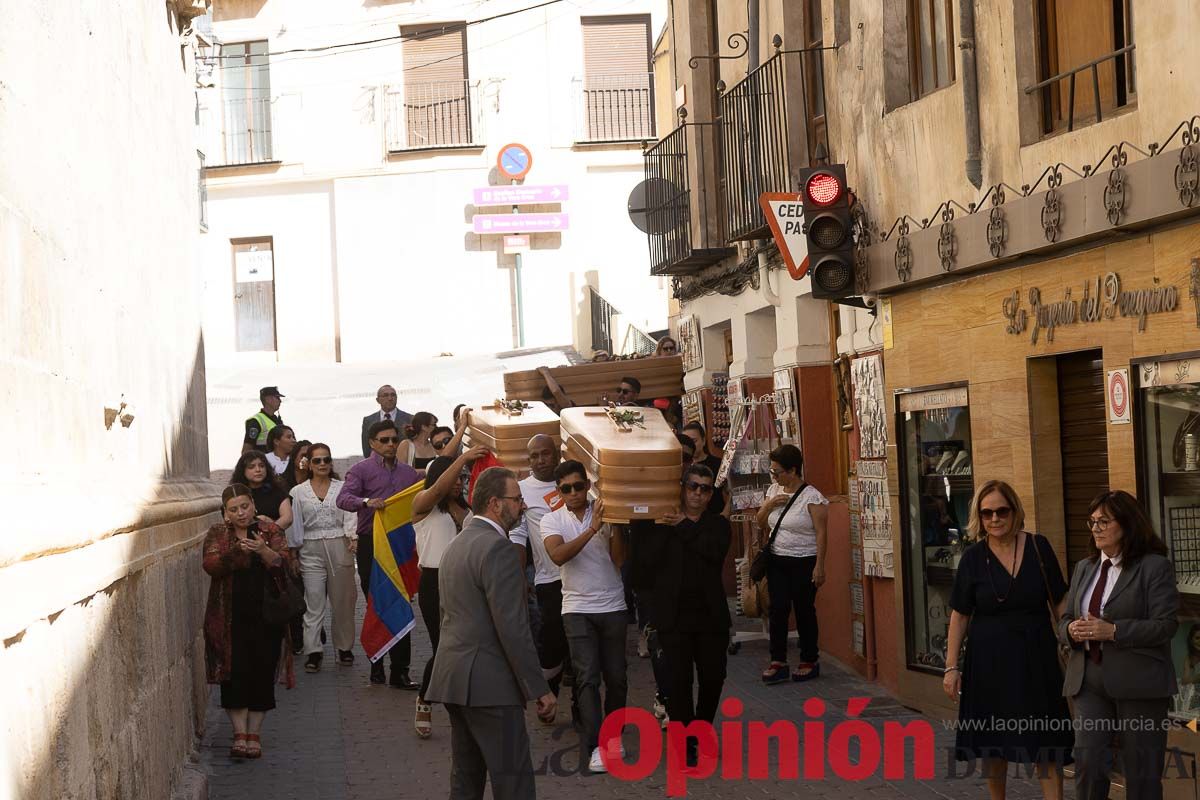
244;733;262;759
230;733;249;759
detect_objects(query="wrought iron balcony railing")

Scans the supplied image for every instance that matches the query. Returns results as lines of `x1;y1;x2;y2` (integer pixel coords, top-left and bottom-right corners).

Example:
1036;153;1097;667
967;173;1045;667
572;72;655;143
719;46;832;241
1025;44;1136;136
589;287;618;355
384;80;483;151
642;121;736;276
208;96;276;167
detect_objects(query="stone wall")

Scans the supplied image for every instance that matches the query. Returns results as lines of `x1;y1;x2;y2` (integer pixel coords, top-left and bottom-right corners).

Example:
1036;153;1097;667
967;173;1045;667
0;2;217;798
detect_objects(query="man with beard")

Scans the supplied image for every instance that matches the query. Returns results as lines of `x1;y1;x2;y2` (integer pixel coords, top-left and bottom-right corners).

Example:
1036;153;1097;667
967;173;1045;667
425;467;555;800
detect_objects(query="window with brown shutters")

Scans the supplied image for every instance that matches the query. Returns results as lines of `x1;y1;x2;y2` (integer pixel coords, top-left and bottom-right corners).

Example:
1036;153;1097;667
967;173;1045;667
578;15;653;142
397;23;472;149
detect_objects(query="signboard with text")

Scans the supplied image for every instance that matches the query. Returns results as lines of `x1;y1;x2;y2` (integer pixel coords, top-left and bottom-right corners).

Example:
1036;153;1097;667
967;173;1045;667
474;185;569;206
473;213;569;234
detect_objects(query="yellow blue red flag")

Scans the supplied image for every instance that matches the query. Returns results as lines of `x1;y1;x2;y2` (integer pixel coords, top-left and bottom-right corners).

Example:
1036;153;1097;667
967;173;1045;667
360;482;422;662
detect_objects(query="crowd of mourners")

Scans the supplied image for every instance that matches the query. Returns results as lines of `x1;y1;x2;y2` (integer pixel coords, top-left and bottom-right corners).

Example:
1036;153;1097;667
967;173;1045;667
203;347;1184;800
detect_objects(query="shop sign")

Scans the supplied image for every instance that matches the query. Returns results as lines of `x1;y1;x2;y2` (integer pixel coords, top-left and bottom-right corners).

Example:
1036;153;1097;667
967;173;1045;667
1107;368;1132;425
1002;272;1180;344
898;386;969;413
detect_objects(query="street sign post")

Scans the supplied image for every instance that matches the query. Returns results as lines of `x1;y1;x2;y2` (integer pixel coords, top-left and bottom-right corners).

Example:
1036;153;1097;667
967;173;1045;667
473;185;569;206
472;213;569;234
759;192;810;280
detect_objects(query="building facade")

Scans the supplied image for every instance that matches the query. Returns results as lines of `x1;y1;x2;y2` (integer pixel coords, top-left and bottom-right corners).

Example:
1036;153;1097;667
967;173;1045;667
1;2;217;798
650;0;1200;762
200;0;670;367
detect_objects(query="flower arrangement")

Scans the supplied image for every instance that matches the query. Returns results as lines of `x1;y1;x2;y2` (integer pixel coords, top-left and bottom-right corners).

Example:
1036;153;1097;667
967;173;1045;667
605;404;645;431
496;398;532;416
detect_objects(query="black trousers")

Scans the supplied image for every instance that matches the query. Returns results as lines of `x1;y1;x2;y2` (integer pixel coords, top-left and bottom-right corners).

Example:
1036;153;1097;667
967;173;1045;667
659;630;727;726
356;532;409;668
534;581;569;691
766;555;819;664
418;567;441;697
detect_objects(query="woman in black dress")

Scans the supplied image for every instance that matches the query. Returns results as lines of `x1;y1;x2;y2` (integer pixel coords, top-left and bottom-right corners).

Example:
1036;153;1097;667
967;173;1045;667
943;479;1072;800
232;451;293;531
203;484;292;759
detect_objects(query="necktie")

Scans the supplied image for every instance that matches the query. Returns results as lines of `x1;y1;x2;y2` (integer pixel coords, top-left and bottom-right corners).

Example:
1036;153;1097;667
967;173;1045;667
385;412;392;421
1086;559;1112;664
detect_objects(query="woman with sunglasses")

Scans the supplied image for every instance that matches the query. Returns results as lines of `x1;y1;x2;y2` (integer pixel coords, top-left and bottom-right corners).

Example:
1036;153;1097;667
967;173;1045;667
653;336;678;357
410;446;489;738
289;443;359;673
631;463;731;768
203;484;292;760
943;480;1073;800
1058;490;1177;800
755;445;828;684
399;411;471;471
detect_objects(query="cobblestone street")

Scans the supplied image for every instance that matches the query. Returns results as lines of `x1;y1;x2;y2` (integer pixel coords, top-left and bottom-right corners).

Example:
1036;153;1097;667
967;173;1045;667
200;598;1067;800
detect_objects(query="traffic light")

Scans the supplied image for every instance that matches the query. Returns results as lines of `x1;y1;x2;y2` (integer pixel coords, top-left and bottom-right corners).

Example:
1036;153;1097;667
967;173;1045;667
798;164;855;300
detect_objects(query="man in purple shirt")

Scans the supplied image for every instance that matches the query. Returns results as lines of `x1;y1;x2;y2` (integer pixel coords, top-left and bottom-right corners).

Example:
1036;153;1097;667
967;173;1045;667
338;418;422;688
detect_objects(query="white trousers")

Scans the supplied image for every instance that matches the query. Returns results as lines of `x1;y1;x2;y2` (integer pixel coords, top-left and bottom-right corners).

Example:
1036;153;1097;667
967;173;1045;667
299;538;357;655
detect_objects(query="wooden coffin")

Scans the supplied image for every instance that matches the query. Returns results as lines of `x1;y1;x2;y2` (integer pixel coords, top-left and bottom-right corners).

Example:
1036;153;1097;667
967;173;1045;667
504;355;684;406
559;407;682;522
465;401;560;477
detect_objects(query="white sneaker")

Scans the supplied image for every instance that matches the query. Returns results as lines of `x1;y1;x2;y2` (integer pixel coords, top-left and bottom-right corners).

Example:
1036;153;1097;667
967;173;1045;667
588;746;607;773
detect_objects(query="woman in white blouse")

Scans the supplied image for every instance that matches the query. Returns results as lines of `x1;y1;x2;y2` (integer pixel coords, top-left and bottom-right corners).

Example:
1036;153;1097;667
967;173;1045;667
288;442;358;673
411;445;488;739
754;444;829;685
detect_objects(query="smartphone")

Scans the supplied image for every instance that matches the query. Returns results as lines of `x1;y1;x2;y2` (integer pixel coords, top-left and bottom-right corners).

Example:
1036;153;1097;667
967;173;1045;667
246;522;260;540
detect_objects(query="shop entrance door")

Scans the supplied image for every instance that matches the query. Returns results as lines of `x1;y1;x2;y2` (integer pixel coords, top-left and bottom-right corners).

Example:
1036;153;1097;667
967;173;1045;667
1057;350;1109;573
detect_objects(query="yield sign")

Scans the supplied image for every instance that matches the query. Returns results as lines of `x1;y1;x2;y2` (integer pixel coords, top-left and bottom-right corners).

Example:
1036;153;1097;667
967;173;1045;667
759;193;809;280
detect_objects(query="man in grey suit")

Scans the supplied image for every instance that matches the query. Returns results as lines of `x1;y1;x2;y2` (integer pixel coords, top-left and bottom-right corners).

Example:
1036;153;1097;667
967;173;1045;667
425;467;556;800
1057;491;1179;800
361;384;412;458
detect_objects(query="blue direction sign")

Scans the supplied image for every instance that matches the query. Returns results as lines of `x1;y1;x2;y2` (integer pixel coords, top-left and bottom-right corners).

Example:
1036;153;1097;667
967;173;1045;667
497;143;533;181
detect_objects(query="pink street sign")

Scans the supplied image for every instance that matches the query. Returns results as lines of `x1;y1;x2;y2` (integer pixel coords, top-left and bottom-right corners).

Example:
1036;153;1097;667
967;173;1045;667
472;213;570;234
473;185;569;206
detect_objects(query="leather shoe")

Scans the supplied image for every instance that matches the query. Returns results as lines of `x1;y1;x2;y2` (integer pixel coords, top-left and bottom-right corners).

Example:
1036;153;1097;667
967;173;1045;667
390;668;419;690
370;662;386;685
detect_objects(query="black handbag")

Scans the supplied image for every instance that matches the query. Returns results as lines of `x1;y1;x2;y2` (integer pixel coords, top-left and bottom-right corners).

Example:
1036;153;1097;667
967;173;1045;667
749;486;805;582
262;567;304;625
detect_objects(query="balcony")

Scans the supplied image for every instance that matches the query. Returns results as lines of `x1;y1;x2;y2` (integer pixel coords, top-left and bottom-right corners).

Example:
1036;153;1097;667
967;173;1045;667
384;80;483;152
642;122;736;276
572;73;655;143
719;47;831;241
206;96;277;167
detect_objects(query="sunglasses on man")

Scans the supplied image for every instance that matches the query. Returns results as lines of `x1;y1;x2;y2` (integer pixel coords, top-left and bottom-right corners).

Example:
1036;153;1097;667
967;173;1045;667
432;438;452;449
375;436;400;444
557;480;589;495
684;481;714;494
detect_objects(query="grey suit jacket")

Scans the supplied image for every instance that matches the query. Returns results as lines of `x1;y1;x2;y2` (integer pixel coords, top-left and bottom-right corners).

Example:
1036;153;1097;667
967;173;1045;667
361;409;413;458
1056;552;1179;699
424;517;549;707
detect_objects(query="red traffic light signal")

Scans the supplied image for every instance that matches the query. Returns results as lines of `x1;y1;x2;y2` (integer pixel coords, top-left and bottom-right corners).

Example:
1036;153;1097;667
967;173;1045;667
804;171;843;207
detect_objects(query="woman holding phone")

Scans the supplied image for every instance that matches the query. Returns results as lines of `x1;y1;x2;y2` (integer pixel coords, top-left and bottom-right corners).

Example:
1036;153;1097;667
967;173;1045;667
203;484;293;760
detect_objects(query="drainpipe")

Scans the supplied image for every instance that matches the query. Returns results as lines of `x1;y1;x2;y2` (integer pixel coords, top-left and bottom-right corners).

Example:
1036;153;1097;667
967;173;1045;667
960;0;982;188
758;246;781;307
747;0;759;69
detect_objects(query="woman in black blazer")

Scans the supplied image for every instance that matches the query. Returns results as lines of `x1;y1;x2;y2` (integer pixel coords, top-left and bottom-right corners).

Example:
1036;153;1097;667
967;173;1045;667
1057;490;1179;800
632;462;731;768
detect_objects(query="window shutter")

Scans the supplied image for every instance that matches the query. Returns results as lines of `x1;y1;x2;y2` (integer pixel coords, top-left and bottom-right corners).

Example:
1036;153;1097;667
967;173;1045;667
581;16;650;76
400;24;470;148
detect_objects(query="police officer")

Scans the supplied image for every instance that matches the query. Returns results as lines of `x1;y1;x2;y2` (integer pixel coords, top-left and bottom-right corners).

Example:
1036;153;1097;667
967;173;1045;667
243;386;285;454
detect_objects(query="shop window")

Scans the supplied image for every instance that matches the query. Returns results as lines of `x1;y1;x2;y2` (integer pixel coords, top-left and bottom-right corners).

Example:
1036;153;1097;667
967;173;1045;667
1135;354;1200;719
898;385;974;671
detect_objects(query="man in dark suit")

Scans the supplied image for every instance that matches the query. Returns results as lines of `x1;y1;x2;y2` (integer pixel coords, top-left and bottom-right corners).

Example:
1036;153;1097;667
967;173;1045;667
361;384;412;458
425;467;556;800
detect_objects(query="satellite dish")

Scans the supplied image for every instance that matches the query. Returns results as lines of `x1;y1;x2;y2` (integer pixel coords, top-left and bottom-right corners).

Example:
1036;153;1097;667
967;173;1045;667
628;178;686;235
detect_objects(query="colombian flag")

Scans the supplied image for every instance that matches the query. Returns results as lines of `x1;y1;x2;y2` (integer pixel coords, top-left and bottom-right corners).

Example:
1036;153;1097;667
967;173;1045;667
360;482;422;662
